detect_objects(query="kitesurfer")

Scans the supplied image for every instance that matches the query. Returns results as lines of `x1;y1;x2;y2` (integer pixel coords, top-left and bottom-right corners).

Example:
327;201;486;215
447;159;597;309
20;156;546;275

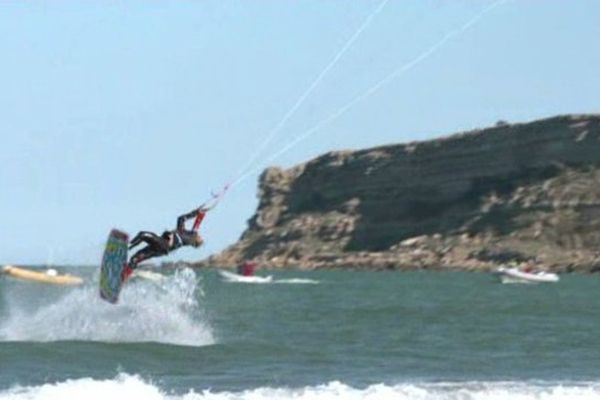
123;207;208;279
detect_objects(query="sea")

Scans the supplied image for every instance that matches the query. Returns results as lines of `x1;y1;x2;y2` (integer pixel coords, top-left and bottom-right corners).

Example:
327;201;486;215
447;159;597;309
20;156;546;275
1;267;600;400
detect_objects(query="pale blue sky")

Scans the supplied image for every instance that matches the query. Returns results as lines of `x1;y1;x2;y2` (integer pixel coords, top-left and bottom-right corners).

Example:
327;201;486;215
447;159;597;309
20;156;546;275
1;1;599;265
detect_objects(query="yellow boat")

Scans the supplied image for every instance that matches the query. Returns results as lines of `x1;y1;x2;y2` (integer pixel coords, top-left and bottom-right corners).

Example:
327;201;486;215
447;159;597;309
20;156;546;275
1;265;84;286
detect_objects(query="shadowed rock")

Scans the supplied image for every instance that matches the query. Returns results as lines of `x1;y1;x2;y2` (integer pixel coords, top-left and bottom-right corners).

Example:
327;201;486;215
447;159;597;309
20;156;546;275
200;114;600;272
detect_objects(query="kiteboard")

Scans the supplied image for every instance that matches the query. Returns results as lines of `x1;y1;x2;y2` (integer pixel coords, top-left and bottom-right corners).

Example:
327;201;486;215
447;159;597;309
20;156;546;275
99;229;129;304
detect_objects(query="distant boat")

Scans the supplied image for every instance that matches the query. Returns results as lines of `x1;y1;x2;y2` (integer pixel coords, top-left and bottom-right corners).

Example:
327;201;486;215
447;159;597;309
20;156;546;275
494;266;559;284
132;270;166;282
218;269;273;283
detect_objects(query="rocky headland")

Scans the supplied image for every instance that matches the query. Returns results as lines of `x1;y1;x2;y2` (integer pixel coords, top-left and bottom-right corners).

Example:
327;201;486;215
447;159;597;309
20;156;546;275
199;114;600;272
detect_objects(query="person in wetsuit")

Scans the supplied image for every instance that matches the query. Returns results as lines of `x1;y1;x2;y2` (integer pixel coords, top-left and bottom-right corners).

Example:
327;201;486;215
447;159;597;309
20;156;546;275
124;207;208;278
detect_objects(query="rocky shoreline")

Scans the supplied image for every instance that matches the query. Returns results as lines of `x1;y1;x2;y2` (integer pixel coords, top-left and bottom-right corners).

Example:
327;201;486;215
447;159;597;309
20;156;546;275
198;115;600;272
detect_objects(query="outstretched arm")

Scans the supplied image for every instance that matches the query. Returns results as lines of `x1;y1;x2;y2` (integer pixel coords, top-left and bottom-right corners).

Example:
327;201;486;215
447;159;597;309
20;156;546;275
177;208;208;233
176;185;227;233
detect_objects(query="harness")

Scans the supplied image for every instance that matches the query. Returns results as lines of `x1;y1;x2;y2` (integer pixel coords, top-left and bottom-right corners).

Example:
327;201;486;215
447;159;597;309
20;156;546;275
172;232;184;250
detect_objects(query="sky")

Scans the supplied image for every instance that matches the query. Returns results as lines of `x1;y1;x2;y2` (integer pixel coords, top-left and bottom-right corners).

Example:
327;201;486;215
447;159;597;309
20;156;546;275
1;0;599;265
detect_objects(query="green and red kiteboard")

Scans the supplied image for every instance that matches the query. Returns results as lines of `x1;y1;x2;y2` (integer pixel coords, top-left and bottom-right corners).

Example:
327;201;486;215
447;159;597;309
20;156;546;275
99;229;129;304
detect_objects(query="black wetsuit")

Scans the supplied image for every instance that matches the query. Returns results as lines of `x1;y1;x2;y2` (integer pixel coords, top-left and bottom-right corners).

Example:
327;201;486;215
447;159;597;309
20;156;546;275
129;209;204;269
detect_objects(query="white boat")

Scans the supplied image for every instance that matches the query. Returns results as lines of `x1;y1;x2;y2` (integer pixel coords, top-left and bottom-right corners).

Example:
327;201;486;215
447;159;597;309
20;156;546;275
494;266;559;284
132;270;166;282
218;270;273;283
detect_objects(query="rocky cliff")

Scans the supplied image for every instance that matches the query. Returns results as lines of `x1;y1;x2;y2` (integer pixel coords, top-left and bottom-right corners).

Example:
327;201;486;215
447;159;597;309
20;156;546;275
201;114;600;272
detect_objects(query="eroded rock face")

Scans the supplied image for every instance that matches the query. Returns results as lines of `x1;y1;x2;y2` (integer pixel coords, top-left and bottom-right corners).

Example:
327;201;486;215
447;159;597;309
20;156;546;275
201;115;600;272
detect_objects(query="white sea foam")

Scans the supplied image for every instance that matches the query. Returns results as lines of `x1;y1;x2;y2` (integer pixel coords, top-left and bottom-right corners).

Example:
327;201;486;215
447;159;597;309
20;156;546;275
3;376;600;400
0;269;214;347
273;278;320;285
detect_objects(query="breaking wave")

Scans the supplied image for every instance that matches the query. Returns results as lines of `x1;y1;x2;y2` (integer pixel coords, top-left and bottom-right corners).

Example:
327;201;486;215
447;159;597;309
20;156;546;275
2;375;600;400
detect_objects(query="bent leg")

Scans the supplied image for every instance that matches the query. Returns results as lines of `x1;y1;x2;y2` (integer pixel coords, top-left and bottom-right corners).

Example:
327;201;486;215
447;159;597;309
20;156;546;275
129;245;165;270
130;231;160;249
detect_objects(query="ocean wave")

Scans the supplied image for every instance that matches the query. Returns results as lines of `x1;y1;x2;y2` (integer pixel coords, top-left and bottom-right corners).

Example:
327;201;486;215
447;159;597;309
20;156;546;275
0;268;214;347
3;375;600;400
